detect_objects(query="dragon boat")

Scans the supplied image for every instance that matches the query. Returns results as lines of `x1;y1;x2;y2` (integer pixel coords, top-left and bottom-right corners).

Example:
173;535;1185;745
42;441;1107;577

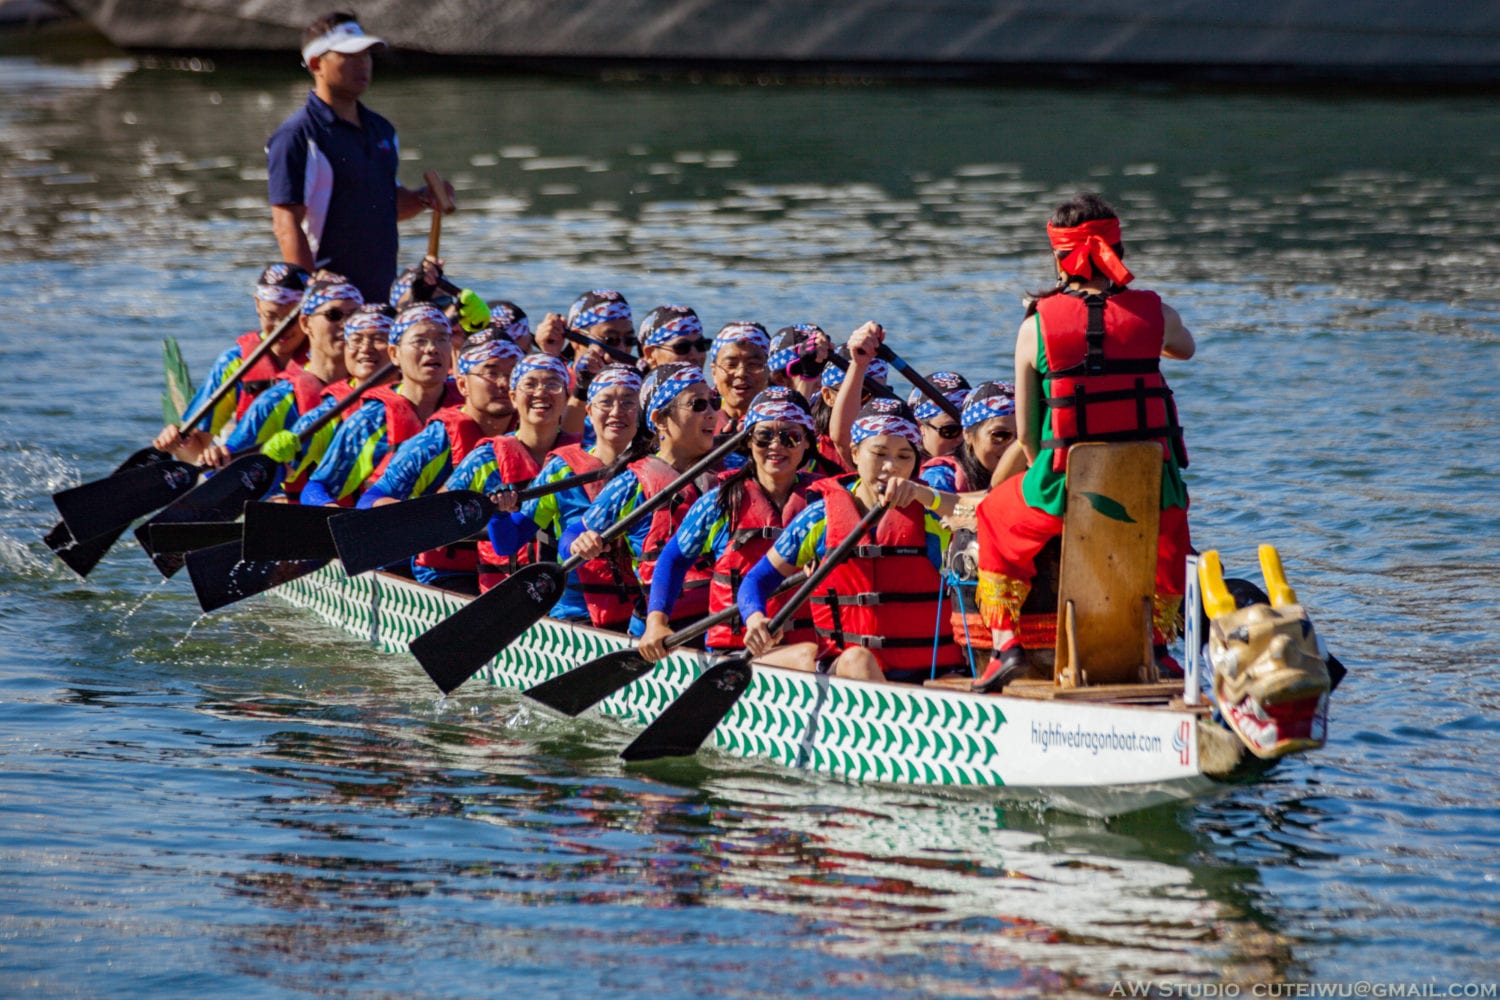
268;491;1334;819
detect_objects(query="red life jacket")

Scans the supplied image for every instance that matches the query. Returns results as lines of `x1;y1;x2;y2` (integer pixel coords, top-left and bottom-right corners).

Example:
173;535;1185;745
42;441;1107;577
554;444;639;630
814;433;851;475
475;435;547;593
363;382;464;488
1036;289;1187;472
234;330;306;421
806;477;963;675
279;375;354;500
705;472;817;650
414;406;490;579
633;454;714;627
919;454;972;493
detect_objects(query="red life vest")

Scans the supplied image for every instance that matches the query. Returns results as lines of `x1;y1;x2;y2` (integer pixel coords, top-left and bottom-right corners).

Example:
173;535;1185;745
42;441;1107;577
234;330;306;421
704;472;817;650
414;406;489;579
279;375;354;500
633;455;714;627
806;477;964;675
363;382;464;487
919;454;972;493
1036;289;1186;472
475;435;547;593
553;444;639;630
814;433;851;475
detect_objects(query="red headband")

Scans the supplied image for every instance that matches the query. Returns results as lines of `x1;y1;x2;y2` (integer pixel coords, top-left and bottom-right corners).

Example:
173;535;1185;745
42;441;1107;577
1046;218;1133;287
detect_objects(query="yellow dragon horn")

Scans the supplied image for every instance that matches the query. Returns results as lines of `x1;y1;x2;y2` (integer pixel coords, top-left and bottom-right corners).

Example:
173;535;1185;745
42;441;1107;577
1199;550;1237;619
1258;543;1298;608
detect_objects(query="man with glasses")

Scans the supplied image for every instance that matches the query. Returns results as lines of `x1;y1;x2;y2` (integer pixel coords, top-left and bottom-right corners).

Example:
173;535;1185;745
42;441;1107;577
637;304;712;370
266;12;454;303
153;262;311;462
708;321;772;434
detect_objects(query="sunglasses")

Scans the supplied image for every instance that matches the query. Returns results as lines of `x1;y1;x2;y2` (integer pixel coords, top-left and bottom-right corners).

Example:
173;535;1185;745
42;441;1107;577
602;333;639;348
751;428;803;449
675;394;723;414
314;307;353;323
659;337;713;356
927;422;963;440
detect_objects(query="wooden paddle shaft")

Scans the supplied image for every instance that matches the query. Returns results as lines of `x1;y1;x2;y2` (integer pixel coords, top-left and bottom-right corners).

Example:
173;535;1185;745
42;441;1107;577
423;170;452;259
175;307;301;435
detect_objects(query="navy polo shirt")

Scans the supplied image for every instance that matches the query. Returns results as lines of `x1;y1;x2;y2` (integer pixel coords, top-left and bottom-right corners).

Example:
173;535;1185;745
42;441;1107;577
266;91;401;304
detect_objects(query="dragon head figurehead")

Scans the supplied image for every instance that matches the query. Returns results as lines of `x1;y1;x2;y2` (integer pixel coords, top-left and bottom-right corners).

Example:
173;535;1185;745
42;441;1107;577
1200;546;1331;760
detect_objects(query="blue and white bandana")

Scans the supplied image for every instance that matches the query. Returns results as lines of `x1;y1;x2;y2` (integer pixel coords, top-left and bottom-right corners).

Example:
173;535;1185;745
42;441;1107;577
767;324;824;374
743;386;815;432
707;321;770;366
391;303;450;344
486;301;532;345
908;371;972;423
586;363;643;403
639;305;703;349
568;289;632;331
960;381;1017;429
457;335;525;374
387;268;418;308
851;409;922;449
343;305;394;341
509;352;572;392
256;262;309;305
301;281;363;317
821;348;889;389
641;363;708;432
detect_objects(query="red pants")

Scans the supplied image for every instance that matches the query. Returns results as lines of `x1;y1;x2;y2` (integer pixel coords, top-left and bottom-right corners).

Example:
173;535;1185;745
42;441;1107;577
975;474;1191;644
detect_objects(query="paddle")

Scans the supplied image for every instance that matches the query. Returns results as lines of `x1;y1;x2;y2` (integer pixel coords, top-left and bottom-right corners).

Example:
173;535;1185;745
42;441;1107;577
184;540;328;613
134;361;397;576
875;344;965;423
563;329;639;367
239;501;342;561
50;306;304;546
524;576;803;717
146;520;245;553
424;169;453;259
328;462;620;576
44;448;175;578
409;428;752;695
620;498;889;762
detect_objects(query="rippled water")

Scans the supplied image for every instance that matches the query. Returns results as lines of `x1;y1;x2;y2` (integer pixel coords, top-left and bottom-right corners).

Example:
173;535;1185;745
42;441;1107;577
1;31;1498;996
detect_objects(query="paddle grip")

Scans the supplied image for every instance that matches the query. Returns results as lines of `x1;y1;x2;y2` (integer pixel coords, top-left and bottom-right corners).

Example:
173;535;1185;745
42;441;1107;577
875;344;964;423
560;429;751;574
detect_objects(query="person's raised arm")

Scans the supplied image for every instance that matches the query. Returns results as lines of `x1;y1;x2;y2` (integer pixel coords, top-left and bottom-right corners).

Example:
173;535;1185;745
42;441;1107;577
829;321;883;468
1014;315;1042;466
1161;303;1196;360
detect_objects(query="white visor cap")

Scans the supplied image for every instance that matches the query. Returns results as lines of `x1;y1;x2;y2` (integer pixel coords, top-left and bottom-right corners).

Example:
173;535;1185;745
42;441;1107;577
301;21;386;63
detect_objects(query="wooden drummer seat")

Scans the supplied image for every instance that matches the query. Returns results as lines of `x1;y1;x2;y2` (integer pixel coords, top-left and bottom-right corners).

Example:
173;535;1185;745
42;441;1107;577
1053;442;1161;688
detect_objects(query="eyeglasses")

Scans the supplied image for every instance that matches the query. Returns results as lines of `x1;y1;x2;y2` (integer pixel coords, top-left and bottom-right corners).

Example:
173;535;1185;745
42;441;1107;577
751;428;803;449
314;307;352;323
714;359;768;376
659;337;713;356
517;377;567;395
675;394;722;414
601;333;639;349
344;334;389;349
927;422;963;440
400;335;448;353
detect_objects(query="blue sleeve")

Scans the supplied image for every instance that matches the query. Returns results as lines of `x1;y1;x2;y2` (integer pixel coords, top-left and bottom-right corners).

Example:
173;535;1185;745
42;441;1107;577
222;381;296;455
356;484;391;509
646;534;691;616
559;519;586;557
672;487;722;562
920;462;958;493
486;511;538;559
581;471;637;534
183;345;242;433
300;478;336;507
306;401;382;499
368;422;446;502
738;556;786;625
772;500;829;568
291;393;339;435
266;117;306;206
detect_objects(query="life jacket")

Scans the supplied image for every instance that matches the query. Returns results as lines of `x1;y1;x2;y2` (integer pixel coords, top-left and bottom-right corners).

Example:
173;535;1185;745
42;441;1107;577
554;443;639;629
234;330;305;421
1036;289;1187;472
807;476;964;675
475;435;548;593
633;454;714;627
705;472;817;649
362;382;464;488
413;407;490;579
280;376;355;500
814;433;851;475
920;454;972;493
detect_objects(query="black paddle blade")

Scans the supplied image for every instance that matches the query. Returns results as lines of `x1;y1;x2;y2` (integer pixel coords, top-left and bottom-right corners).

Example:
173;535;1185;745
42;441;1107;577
408;561;567;695
620;656;754;762
52;459;200;542
185;541;328;613
44;447;173;578
330;490;494;576
240;501;339;562
143;453;278;531
134;521;187;578
524;648;655;716
146;520;243;553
